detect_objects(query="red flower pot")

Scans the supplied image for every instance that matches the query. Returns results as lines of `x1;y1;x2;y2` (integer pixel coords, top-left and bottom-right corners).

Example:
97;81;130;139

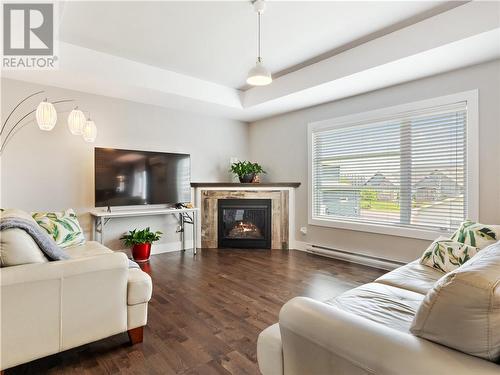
132;243;152;262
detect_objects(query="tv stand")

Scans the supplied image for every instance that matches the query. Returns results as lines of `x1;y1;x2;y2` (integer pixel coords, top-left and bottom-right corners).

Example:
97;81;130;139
89;207;199;255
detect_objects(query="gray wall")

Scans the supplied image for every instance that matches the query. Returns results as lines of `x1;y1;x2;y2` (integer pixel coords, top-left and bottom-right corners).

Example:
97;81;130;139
3;60;499;262
248;60;500;262
1;78;249;252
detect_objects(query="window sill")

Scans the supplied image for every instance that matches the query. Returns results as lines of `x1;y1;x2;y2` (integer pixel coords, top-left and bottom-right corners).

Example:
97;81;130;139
308;217;449;240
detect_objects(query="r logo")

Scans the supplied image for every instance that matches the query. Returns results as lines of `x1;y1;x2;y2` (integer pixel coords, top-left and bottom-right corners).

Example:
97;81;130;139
3;3;53;55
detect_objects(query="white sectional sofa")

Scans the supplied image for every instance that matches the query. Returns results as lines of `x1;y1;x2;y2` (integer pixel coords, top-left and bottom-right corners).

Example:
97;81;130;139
0;210;153;372
257;255;500;375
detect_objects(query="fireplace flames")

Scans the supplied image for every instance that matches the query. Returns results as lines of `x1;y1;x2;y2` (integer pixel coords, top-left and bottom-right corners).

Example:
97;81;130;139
228;221;263;238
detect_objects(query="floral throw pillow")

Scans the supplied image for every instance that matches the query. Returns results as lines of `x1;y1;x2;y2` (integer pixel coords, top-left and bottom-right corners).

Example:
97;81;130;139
32;209;85;248
420;237;479;273
450;220;500;249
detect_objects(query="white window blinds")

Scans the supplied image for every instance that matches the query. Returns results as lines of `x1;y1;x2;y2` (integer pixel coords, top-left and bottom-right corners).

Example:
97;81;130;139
311;102;467;233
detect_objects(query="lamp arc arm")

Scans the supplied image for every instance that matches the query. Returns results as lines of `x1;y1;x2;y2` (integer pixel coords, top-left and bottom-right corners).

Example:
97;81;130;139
0;99;75;153
0;90;45;135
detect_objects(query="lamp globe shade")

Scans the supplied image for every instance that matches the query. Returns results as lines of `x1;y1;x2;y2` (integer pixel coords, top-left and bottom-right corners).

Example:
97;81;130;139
82;119;97;142
36;101;57;131
246;60;272;86
68;108;86;135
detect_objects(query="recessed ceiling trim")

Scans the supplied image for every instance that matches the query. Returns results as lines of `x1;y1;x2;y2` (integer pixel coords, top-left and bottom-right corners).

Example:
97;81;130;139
2;2;498;123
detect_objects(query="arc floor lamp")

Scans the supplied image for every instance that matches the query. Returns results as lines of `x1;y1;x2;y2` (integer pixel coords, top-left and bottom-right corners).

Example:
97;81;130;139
0;90;97;154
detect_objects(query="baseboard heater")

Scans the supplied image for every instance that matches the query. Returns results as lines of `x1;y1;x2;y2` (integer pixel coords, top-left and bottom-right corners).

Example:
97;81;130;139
306;244;405;271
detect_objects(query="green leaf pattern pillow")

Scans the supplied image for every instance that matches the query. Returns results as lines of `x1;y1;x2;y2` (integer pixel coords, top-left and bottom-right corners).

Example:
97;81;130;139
420;237;479;273
32;209;85;248
450;220;500;249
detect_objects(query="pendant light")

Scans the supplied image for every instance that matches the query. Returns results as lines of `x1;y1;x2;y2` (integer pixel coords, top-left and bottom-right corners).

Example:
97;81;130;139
67;107;86;135
82;118;97;142
247;0;272;86
35;99;57;131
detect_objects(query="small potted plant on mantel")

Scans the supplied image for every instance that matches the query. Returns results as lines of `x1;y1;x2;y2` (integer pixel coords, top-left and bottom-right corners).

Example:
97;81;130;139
230;160;266;183
120;227;162;262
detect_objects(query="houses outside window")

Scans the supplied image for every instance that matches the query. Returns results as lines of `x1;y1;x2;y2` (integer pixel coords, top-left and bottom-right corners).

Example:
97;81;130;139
308;91;478;240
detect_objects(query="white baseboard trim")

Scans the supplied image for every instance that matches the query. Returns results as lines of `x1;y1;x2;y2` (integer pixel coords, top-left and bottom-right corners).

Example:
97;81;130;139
294;242;404;271
118;241;193;255
291;240;309;252
117;241;193;258
151;240;194;255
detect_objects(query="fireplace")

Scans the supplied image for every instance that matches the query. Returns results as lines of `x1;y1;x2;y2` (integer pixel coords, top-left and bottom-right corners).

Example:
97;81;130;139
218;199;271;249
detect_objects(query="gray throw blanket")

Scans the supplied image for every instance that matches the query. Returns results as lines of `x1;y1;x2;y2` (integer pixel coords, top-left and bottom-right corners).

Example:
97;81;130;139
0;217;69;260
0;217;140;269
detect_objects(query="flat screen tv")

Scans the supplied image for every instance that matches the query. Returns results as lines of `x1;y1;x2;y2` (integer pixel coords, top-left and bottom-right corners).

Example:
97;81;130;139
95;148;191;207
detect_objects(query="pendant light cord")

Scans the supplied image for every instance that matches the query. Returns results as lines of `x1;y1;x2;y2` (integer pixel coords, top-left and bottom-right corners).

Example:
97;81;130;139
258;12;261;62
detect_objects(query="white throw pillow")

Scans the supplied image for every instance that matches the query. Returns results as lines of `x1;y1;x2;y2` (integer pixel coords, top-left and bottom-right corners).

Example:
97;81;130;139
32;209;85;248
419;236;479;273
0;208;49;267
0;229;49;267
411;241;500;362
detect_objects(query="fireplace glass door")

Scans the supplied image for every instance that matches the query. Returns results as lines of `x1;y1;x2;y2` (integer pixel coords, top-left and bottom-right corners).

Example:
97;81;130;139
218;199;271;249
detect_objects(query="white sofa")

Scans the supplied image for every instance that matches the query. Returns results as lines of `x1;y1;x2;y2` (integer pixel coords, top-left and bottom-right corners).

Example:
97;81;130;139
257;258;500;375
0;235;152;372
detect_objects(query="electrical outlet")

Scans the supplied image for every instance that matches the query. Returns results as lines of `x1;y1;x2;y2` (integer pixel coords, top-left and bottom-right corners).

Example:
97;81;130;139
300;226;307;235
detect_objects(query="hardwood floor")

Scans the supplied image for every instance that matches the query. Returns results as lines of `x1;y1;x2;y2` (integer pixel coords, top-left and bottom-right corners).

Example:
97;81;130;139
9;249;385;375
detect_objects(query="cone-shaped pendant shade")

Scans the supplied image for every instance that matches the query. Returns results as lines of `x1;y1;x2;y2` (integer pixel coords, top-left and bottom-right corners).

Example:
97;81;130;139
247;59;272;86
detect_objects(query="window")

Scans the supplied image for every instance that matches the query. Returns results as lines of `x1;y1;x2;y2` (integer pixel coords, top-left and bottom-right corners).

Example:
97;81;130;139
308;91;478;240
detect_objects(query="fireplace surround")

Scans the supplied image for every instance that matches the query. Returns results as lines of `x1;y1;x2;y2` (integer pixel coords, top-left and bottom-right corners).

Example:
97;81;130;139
192;183;300;250
218;199;272;249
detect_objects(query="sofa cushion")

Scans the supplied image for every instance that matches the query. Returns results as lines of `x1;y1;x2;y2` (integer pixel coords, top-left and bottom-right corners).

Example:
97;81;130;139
64;241;113;259
375;260;443;295
451;220;500;249
419;237;479;273
325;283;424;333
410;241;500;362
127;268;152;305
32;209;86;249
0;209;49;267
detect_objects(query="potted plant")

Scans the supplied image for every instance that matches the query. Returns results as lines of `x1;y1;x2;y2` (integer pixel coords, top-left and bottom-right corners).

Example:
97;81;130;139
230;160;266;183
120;227;162;262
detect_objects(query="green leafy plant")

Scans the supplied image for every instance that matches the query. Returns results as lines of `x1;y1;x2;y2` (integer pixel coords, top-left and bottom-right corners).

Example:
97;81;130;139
230;161;266;177
120;227;162;246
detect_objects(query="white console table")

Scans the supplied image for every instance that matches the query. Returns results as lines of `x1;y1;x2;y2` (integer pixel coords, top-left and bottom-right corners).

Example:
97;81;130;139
89;207;199;255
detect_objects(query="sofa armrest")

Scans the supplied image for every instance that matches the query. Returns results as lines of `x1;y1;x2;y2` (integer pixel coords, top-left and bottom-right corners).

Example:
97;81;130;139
1;253;130;370
279;297;500;375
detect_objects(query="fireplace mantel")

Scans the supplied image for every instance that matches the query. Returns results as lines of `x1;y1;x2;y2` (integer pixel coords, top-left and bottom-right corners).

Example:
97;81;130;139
191;182;301;188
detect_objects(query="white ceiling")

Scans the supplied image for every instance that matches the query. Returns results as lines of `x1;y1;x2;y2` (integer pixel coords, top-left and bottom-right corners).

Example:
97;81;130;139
59;1;452;89
5;1;499;122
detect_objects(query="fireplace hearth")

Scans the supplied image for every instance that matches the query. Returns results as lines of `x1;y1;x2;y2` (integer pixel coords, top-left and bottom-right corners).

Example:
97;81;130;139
218;199;271;249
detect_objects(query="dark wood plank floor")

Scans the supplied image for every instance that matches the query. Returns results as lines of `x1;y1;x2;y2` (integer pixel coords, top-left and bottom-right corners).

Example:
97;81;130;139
9;249;385;375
